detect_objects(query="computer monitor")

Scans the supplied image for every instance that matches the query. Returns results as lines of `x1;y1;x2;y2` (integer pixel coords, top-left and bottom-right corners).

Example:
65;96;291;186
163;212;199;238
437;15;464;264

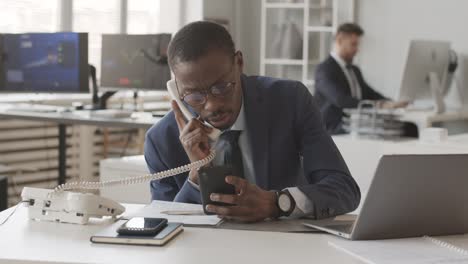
457;54;468;110
0;32;89;93
398;40;454;113
100;34;171;90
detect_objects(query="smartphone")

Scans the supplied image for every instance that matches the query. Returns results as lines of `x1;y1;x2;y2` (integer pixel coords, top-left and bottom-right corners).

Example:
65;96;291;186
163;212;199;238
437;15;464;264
117;217;168;236
198;166;236;215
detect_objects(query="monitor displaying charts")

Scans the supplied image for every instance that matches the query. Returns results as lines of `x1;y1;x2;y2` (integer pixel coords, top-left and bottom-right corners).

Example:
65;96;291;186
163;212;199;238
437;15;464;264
100;34;171;90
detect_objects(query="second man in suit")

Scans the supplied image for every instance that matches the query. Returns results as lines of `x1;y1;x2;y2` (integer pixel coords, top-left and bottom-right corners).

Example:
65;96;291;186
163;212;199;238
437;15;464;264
314;23;407;134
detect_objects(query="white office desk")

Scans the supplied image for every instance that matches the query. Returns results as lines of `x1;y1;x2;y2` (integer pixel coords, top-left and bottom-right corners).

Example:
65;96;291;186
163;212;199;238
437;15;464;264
0;204;362;264
333;134;468;214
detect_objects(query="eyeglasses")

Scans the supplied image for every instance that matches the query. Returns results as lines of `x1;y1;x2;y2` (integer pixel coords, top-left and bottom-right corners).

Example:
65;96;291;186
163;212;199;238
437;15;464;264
176;52;239;107
177;81;236;107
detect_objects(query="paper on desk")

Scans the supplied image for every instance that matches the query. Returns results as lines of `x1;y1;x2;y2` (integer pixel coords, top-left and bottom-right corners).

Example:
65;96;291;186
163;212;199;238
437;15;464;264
123;200;222;226
328;236;468;264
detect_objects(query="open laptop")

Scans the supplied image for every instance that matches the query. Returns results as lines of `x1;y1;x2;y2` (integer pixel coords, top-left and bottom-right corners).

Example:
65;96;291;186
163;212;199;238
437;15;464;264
304;154;468;240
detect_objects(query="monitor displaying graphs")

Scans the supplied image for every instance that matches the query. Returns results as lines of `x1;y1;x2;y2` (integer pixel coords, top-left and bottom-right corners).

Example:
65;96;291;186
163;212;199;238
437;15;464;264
100;34;171;90
0;32;89;93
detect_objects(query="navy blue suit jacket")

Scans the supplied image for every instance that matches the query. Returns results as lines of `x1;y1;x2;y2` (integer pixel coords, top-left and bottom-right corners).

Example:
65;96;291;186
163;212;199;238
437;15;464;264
144;74;360;219
314;56;386;134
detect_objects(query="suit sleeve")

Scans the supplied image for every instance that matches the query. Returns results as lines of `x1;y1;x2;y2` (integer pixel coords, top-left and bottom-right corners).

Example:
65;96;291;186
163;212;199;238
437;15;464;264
315;64;360;108
294;82;361;219
364;84;387;100
144;127;202;204
354;67;387;100
173;180;202;204
144;132;178;201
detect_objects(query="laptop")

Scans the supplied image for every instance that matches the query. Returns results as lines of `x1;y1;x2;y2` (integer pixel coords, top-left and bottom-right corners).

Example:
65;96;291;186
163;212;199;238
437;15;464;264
304;154;468;240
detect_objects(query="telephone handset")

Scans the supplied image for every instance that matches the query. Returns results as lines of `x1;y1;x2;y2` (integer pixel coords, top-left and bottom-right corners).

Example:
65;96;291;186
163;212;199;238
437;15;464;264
167;80;235;214
166;79;221;142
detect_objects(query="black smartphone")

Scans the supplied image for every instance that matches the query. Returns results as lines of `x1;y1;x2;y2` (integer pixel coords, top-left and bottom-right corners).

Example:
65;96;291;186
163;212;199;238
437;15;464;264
117;217;168;236
198;166;236;215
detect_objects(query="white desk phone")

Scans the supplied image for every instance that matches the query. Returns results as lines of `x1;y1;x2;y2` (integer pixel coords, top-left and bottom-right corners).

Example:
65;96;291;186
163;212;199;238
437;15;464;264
20;80;222;225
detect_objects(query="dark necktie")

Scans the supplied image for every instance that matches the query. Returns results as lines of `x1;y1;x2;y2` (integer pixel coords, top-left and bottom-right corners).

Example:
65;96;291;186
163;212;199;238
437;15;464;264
345;64;361;99
212;130;244;179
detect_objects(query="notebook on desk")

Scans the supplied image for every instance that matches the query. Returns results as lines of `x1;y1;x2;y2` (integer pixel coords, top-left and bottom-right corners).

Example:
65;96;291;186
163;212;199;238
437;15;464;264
91;220;183;246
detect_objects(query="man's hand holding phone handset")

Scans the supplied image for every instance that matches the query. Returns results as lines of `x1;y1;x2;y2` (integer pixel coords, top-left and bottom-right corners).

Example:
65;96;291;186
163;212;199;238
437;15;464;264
172;101;279;222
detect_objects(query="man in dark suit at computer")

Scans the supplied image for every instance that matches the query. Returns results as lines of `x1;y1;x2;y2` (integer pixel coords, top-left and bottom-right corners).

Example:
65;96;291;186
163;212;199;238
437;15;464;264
314;23;408;134
145;21;360;222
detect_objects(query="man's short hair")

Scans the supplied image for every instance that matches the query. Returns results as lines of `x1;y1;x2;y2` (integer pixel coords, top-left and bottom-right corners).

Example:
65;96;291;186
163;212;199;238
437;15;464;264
167;21;235;69
336;23;364;36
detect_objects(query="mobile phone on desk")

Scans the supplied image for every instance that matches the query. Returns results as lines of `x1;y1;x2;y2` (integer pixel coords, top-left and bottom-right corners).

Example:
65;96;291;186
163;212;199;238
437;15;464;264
117;217;168;236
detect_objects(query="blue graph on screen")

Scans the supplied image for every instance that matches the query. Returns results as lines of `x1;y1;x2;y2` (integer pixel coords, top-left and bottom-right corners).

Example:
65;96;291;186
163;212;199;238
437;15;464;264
0;32;88;93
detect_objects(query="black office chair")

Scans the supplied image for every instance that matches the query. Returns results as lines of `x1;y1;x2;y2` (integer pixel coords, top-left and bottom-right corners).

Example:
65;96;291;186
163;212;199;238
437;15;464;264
0;176;7;211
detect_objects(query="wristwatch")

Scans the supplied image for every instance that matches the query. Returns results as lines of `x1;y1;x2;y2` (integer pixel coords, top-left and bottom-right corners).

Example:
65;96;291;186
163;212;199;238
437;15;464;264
276;190;296;217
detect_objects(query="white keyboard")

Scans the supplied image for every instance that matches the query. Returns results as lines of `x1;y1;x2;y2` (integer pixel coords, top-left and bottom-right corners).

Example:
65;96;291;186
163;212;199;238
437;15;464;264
6;104;64;113
89;109;134;118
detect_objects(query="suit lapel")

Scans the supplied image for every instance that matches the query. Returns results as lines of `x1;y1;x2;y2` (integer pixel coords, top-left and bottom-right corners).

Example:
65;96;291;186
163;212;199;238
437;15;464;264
241;75;270;189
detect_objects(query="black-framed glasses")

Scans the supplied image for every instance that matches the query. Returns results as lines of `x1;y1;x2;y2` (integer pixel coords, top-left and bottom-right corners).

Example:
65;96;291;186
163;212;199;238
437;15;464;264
175;51;239;107
177;81;236;107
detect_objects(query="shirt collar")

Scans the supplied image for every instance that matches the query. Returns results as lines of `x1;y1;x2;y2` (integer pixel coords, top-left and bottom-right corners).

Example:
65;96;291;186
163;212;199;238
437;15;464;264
331;51;348;69
229;95;245;131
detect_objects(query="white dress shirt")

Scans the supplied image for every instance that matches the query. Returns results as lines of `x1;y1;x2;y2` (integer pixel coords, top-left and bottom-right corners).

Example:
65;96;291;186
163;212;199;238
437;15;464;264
330;51;362;99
